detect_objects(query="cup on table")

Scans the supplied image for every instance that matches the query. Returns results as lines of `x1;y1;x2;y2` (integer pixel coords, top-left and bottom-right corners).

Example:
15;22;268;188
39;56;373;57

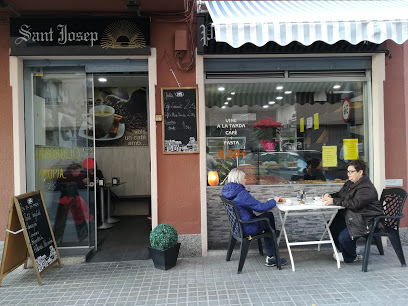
91;105;115;135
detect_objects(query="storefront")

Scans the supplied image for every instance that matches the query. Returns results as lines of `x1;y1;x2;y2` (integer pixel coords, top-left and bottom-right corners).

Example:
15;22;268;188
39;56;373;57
1;0;408;259
197;0;408;249
8;17;155;253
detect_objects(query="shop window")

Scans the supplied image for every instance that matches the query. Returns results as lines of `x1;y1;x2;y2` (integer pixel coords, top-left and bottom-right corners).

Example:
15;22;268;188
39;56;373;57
205;79;369;185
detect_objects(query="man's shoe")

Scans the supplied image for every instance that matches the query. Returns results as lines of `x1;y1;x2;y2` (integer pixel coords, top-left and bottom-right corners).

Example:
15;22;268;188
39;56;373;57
265;256;288;267
333;251;344;262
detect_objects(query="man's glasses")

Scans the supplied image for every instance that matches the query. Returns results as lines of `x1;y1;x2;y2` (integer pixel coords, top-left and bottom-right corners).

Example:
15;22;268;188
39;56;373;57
347;170;357;174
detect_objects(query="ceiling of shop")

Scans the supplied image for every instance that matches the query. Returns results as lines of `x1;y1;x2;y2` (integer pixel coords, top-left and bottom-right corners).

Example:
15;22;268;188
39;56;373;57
0;0;187;16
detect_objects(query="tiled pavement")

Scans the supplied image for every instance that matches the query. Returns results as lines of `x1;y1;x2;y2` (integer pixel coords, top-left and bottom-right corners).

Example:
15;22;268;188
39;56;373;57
1;245;408;306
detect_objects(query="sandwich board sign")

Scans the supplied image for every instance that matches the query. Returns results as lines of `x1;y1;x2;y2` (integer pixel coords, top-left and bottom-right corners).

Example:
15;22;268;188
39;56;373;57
0;190;62;286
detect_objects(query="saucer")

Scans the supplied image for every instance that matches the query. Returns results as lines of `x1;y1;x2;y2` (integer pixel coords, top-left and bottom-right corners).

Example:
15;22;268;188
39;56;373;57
78;121;125;141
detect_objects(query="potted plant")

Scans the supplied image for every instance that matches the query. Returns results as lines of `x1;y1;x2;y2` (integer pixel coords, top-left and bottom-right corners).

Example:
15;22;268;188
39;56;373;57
254;117;283;151
148;223;181;270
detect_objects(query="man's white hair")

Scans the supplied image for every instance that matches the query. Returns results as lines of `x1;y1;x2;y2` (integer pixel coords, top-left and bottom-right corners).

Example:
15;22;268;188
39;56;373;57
227;168;246;184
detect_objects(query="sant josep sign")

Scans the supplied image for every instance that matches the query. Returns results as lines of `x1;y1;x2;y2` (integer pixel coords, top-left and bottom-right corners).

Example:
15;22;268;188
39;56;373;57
10;17;150;56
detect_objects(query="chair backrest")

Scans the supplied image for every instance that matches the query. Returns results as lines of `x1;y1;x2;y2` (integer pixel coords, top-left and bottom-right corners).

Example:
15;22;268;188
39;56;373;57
220;195;244;239
380;188;408;230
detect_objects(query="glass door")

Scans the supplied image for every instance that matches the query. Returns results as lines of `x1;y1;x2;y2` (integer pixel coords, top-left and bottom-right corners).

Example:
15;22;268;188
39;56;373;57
25;67;97;249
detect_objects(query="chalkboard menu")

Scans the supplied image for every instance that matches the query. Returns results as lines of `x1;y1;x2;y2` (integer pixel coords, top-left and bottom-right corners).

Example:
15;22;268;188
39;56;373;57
17;192;58;272
161;87;199;154
0;190;61;286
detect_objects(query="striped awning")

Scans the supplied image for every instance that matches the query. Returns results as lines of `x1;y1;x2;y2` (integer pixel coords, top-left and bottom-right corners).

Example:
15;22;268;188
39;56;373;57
206;1;408;48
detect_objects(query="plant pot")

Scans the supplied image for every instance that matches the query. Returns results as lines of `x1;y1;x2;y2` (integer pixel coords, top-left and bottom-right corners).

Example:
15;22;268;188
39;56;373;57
148;243;181;270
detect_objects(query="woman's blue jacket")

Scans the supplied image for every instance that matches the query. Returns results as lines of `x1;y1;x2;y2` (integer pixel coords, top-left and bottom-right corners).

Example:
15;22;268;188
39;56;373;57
221;182;276;236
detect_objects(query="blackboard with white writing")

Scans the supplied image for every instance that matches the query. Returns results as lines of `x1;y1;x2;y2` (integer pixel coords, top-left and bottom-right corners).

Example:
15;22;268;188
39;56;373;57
17;192;58;273
161;87;199;153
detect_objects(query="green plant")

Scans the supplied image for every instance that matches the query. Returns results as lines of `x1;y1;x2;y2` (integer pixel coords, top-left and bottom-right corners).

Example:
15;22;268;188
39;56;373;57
149;224;178;250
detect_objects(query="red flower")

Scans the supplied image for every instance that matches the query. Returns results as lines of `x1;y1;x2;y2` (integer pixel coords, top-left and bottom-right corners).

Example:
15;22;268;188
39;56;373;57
254;117;283;128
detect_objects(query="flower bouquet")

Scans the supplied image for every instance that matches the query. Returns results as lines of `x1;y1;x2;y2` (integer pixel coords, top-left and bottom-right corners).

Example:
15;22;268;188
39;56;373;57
254;117;283;151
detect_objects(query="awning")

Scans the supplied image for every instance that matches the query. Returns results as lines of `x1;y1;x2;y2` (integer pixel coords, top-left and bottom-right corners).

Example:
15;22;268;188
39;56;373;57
206;1;408;48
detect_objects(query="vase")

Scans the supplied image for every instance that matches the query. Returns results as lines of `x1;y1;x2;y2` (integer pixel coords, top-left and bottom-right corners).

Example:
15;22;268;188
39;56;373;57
260;140;275;151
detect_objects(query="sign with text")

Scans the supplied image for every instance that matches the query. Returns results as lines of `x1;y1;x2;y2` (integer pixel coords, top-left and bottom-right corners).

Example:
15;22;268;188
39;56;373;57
322;146;338;167
0;191;62;286
161;87;199;154
10;17;150;56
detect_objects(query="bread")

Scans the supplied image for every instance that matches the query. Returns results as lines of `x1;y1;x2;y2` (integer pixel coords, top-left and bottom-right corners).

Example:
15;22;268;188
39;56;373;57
278;198;286;203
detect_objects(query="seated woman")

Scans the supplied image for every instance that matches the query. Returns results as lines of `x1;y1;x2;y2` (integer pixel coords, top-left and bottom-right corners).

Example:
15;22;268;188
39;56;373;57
323;159;383;263
221;168;287;267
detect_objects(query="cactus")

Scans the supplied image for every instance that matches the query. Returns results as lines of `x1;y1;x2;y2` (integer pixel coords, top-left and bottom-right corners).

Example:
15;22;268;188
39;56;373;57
149;224;178;250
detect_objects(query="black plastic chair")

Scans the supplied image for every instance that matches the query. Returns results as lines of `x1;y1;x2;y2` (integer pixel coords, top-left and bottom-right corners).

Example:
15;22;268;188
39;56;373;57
362;188;407;272
220;195;281;273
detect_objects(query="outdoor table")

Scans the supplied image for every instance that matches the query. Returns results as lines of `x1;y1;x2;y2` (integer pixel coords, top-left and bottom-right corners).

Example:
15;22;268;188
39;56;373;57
275;198;344;272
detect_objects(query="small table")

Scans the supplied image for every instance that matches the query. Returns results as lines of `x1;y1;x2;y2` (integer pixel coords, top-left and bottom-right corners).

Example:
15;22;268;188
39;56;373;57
97;182;125;230
276;198;344;272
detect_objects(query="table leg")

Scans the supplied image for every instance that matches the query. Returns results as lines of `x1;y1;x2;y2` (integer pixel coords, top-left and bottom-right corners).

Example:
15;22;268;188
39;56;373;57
106;187;120;224
278;211;295;272
320;212;341;269
317;211;337;251
97;187;114;230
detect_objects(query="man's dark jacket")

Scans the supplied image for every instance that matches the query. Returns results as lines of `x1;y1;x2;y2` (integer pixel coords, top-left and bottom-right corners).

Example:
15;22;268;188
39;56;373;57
331;175;383;239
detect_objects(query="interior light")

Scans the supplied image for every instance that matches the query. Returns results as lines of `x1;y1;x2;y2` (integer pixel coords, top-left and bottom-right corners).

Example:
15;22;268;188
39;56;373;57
276;86;283;90
231;92;235;95
276;96;283;100
218;87;225;91
284;91;292;94
268;101;275;105
227;97;232;100
222;106;226;109
224;102;228;105
333;85;341;89
98;77;107;82
263;105;269;108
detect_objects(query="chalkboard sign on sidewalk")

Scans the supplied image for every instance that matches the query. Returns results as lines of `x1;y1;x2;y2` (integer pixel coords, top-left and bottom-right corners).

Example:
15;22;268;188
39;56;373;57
0;190;62;286
161;87;199;154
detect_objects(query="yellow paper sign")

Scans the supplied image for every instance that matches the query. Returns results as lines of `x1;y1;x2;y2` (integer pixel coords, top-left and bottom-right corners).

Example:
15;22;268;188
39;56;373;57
322;146;338;167
343;139;358;160
300;118;304;132
314;113;319;130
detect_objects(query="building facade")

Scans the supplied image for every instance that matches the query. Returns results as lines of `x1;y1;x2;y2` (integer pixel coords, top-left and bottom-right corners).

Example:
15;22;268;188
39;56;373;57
0;0;408;258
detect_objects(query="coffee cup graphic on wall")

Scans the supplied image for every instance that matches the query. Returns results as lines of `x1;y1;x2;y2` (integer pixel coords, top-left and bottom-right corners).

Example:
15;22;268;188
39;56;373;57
83;87;148;147
92;105;115;136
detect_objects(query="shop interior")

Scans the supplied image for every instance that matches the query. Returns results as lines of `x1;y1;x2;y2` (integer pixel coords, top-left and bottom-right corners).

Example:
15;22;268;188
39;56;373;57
205;76;369;185
27;68;151;261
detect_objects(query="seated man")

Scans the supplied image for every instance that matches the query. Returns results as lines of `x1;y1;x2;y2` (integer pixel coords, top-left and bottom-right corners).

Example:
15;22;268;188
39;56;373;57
323;160;383;263
221;168;287;267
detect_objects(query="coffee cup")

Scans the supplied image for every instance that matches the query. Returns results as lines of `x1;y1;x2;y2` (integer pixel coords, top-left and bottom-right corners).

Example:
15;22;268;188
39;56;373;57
91;105;115;135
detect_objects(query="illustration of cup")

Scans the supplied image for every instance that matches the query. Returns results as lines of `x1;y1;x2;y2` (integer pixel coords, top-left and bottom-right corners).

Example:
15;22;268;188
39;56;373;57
91;105;115;135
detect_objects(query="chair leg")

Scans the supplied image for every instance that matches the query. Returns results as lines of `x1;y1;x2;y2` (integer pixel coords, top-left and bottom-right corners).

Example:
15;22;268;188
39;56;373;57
226;235;236;262
373;236;384;255
388;231;407;267
237;239;251;274
362;234;373;272
258;239;264;256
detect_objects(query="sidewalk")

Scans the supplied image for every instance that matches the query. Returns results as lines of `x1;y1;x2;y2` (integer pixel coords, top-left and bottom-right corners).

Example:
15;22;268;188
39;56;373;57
1;245;408;305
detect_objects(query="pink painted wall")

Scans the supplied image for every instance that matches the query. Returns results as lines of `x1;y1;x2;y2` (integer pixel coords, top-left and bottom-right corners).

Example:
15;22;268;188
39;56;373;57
0;23;14;236
151;19;201;235
384;41;408;227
